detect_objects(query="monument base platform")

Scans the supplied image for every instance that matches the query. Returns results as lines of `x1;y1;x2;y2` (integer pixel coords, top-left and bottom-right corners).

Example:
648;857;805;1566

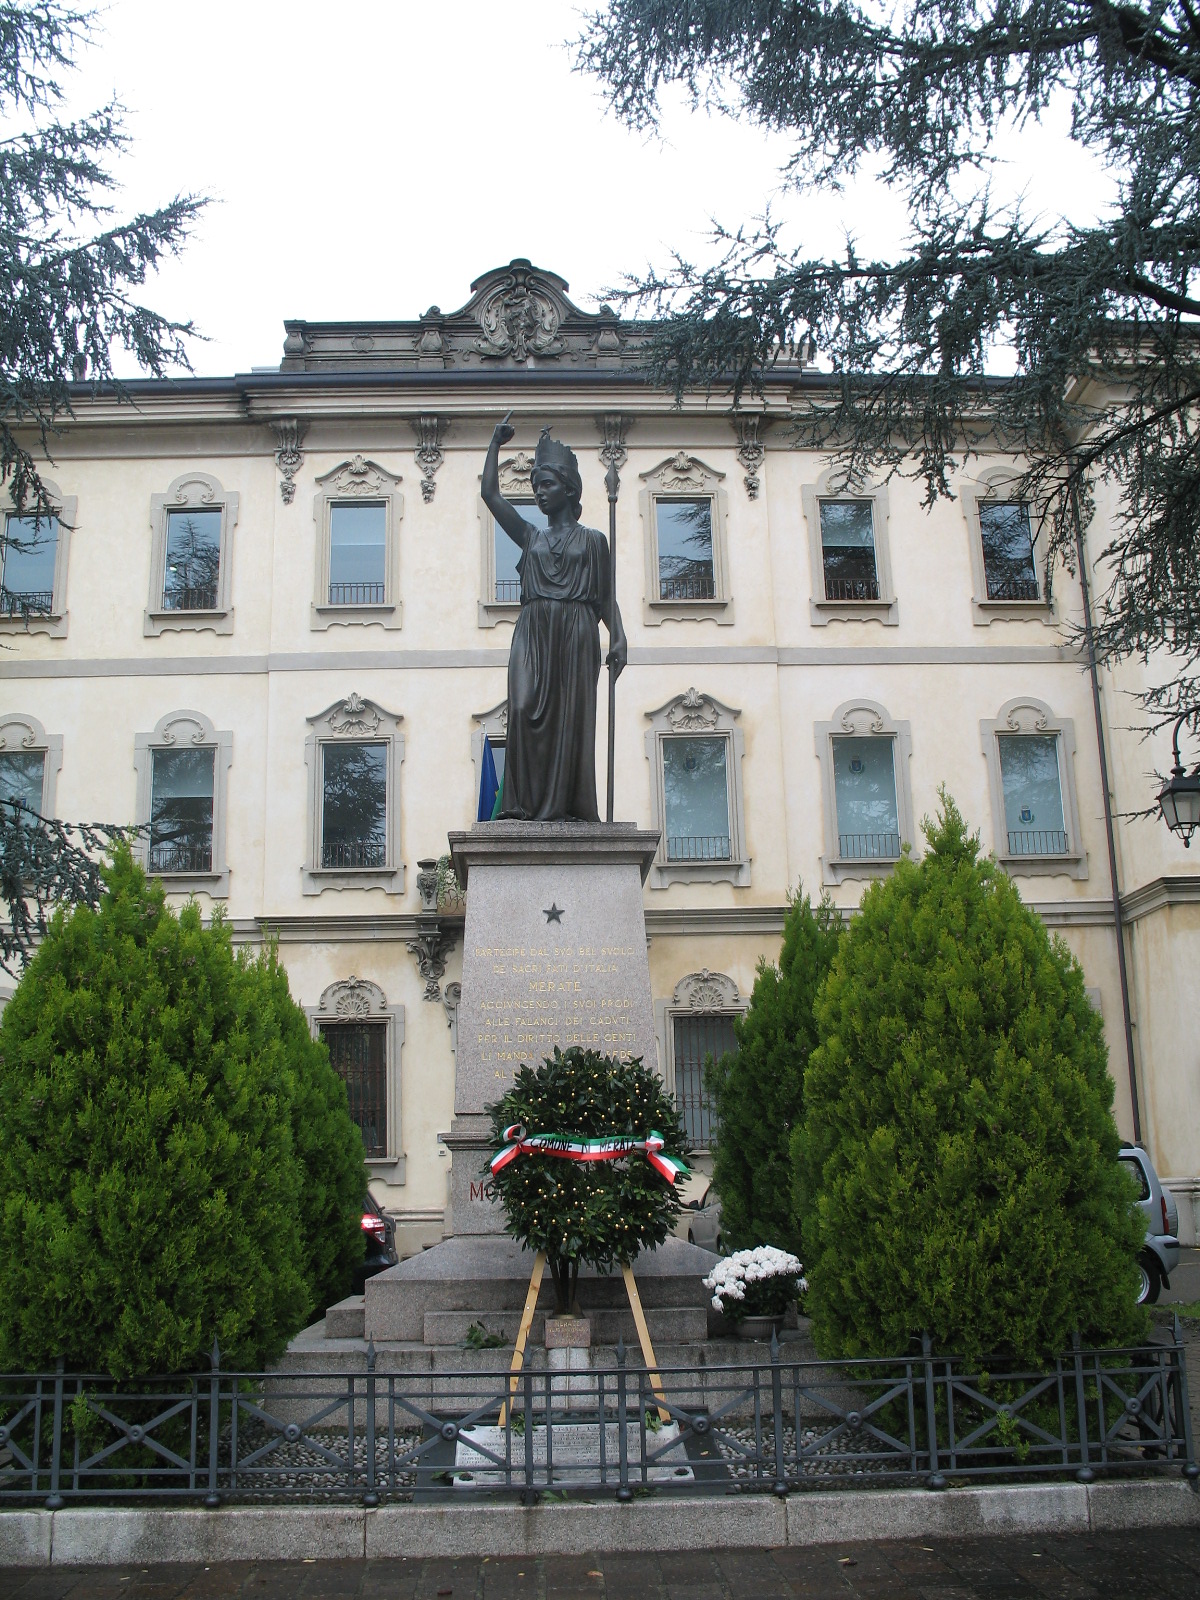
360;1234;719;1345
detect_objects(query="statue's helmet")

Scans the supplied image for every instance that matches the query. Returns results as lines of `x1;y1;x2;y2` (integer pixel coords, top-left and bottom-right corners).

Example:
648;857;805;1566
532;427;583;517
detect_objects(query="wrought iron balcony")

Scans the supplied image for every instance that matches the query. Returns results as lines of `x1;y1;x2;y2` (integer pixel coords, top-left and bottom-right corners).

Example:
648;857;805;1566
838;831;901;860
148;838;213;874
1006;828;1068;855
659;572;716;601
666;834;732;862
0;587;54;616
322;838;387;870
162;582;218;611
328;582;386;606
986;574;1040;601
494;579;521;602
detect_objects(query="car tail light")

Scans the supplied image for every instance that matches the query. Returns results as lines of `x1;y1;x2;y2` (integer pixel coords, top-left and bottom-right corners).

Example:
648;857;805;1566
1161;1195;1170;1236
361;1212;387;1246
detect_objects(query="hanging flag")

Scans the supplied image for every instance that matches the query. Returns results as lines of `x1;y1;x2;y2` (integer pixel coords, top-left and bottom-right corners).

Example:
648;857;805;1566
478;735;500;822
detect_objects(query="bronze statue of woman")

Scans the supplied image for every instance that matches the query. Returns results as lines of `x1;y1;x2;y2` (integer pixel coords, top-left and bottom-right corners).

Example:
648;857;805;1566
482;417;627;822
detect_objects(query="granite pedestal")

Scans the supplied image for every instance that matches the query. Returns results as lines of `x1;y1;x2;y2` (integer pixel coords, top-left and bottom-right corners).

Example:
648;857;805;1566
355;821;717;1353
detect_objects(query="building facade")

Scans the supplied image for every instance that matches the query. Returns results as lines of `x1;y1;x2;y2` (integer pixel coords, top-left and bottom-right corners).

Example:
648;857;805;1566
2;260;1198;1250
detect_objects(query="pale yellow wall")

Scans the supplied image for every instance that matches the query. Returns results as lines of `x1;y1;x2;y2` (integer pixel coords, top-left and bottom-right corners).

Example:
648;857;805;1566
3;395;1196;1256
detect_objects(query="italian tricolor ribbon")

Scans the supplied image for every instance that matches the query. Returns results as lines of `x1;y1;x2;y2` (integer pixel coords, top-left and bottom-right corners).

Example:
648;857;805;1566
489;1123;689;1184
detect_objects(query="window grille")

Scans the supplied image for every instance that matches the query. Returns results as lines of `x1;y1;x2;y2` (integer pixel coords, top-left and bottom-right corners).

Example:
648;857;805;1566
819;500;879;601
979;502;1039;601
655;498;715;601
672;1012;736;1147
321;1022;387;1158
1;514;58;613
149;747;215;875
998;734;1066;857
328;502;387;605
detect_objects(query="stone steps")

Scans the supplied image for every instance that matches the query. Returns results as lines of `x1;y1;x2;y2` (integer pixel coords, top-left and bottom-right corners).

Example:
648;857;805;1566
422;1305;709;1347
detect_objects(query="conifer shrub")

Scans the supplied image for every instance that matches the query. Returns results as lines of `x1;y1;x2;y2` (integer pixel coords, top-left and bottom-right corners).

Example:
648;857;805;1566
707;887;842;1257
487;1047;689;1313
0;850;365;1376
794;795;1146;1365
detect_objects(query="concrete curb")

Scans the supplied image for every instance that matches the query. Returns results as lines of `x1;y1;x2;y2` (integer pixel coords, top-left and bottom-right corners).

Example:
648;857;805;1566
0;1480;1196;1567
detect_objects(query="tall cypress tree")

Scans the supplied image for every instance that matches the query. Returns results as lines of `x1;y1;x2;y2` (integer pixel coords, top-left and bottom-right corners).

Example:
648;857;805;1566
794;794;1146;1364
707;887;842;1258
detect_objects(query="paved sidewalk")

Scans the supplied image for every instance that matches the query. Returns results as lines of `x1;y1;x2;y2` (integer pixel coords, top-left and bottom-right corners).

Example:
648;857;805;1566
1;1531;1198;1599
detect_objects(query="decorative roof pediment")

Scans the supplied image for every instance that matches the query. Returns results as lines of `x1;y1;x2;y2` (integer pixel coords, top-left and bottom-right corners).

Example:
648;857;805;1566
280;259;636;373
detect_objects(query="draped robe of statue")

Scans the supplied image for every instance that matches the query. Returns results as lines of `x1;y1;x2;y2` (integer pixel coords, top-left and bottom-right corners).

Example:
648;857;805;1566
499;514;611;823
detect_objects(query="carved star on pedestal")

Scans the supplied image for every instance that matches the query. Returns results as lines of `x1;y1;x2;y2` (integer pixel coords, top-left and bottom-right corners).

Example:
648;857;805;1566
542;902;564;924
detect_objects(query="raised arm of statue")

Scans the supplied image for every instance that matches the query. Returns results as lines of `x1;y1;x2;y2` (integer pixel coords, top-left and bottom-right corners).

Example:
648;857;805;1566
481;414;532;549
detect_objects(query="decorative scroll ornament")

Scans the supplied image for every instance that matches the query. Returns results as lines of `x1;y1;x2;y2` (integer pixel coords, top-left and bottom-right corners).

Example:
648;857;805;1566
597;413;629;472
405;926;460;1002
328;692;381;737
732;415;766;500
490;1124;689;1184
443;980;461;1032
667;687;721;732
837;701;887;737
171;475;217;506
321;455;399;500
272;419;307;505
412;415;447;503
473;268;565;362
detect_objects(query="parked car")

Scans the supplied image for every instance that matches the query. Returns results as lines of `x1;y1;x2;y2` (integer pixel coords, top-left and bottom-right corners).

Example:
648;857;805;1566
680;1181;723;1253
355;1190;399;1290
1119;1144;1180;1305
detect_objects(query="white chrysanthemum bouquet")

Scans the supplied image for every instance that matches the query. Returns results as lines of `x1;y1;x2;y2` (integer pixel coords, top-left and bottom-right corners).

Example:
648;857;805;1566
703;1246;807;1323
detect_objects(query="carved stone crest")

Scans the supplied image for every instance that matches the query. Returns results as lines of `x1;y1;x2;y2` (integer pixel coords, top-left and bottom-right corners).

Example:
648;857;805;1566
498;452;535;498
673;969;740;1012
318;975;388;1020
328;692;381;737
474;267;564;362
319;456;399;501
667;687;721;732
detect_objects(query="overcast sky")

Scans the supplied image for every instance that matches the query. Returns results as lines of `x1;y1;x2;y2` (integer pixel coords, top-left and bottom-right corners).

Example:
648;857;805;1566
64;0;1117;377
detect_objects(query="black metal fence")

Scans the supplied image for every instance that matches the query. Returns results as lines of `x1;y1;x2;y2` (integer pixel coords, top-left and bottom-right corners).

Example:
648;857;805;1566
1;1327;1194;1507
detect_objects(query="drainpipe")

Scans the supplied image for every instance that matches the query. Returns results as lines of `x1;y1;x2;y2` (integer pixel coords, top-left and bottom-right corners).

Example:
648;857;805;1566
1069;483;1142;1143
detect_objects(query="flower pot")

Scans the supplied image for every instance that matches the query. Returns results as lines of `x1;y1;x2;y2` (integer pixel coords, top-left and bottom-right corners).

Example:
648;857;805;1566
735;1314;784;1342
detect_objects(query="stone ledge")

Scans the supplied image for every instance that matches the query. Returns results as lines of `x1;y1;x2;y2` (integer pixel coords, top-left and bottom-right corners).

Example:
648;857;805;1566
1;1478;1195;1567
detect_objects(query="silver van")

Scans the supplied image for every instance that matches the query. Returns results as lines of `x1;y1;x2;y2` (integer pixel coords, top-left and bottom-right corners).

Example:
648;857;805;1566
1119;1144;1181;1304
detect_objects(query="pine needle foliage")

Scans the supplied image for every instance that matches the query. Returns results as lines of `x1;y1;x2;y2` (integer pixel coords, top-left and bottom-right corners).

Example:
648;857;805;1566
576;1;1200;725
0;848;365;1376
706;885;841;1257
486;1047;688;1313
0;2;205;519
793;793;1146;1364
0;797;132;974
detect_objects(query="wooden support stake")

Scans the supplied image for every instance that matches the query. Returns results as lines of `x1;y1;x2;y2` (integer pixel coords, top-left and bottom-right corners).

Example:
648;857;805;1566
621;1262;670;1423
498;1249;545;1428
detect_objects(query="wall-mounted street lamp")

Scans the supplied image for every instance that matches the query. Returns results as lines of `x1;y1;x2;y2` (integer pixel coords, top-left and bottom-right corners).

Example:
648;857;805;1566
1157;712;1200;847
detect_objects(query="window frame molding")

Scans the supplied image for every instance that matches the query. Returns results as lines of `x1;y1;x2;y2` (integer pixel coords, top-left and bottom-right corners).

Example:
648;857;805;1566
133;709;233;896
653;969;746;1156
800;468;897;627
0;476;77;639
638;453;734;626
644;687;750;888
815;697;915;885
0;712;62;816
311;456;404;631
470;700;508;815
303;692;405;896
306;976;406;1183
980;696;1087;879
960;467;1055;626
477;453;536;627
144;471;239;637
